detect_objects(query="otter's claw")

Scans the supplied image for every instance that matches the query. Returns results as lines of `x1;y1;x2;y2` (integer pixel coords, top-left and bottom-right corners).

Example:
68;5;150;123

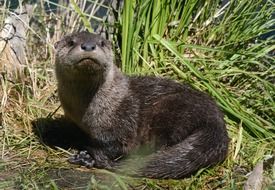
68;150;95;168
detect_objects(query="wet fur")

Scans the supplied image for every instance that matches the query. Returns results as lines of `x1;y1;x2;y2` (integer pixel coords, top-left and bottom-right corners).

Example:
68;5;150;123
54;31;229;179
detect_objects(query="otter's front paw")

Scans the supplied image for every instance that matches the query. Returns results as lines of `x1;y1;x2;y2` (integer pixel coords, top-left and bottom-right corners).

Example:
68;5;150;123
68;150;95;168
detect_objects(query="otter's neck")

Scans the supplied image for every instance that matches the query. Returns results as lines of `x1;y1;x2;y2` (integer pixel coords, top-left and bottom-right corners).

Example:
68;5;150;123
57;65;128;124
92;65;129;111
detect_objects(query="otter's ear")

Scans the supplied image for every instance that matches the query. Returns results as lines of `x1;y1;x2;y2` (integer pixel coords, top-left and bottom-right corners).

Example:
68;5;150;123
99;39;112;49
103;40;112;49
54;41;60;49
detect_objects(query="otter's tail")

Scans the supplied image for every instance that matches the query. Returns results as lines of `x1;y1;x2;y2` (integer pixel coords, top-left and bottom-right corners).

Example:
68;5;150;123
137;127;229;179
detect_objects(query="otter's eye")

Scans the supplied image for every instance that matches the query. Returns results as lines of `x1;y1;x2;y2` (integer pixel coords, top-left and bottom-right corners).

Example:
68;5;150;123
67;39;75;47
100;40;105;47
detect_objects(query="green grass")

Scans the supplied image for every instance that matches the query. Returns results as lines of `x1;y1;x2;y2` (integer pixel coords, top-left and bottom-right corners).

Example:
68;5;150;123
0;0;274;189
119;0;274;139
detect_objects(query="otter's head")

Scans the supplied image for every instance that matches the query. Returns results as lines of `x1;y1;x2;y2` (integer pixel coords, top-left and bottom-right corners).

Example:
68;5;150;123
54;31;113;80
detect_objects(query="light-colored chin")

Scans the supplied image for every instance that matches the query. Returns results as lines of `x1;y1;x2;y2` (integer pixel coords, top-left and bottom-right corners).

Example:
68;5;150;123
77;58;96;66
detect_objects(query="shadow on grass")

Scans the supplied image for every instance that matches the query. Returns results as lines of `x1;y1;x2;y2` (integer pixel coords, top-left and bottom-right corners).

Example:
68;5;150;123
31;117;99;189
31;117;134;189
32;116;90;150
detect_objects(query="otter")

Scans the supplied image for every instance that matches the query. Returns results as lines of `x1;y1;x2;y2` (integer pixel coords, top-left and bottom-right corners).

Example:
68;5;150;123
54;31;229;179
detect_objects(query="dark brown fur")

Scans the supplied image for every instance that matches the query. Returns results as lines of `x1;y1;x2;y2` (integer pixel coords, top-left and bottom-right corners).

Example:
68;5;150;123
54;31;229;179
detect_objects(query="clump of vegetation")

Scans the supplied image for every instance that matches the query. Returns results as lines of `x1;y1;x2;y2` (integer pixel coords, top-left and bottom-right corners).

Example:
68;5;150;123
0;0;274;189
119;0;274;139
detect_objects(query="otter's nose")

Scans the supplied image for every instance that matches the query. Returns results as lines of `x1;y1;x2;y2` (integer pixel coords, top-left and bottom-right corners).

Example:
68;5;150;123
81;42;96;51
